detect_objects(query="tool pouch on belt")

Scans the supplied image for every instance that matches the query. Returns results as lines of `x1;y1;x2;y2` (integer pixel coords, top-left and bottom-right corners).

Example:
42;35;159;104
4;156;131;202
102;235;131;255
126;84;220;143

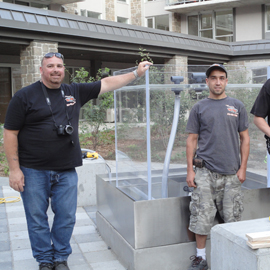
265;135;270;155
193;157;204;168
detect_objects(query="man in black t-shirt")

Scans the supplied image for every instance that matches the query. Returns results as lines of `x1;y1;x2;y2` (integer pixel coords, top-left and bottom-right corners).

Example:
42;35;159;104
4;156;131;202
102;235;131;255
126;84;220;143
3;52;152;270
251;79;270;140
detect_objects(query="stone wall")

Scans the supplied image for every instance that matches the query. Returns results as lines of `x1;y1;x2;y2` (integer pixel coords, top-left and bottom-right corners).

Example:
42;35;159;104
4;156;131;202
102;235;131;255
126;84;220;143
131;0;142;26
106;0;115;22
20;41;58;88
171;13;181;33
62;3;78;15
165;55;188;83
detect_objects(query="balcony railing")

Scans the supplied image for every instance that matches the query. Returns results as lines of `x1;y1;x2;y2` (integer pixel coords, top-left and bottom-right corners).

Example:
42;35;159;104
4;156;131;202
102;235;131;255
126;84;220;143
165;0;209;6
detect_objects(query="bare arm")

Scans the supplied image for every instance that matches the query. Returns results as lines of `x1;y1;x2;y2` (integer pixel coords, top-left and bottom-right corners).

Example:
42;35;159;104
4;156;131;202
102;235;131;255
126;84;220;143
253;116;270;137
99;61;152;95
237;129;250;183
3;129;25;192
186;133;198;188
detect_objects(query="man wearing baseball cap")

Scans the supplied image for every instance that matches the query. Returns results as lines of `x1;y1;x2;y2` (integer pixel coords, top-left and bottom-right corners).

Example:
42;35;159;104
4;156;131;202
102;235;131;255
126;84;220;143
185;64;250;270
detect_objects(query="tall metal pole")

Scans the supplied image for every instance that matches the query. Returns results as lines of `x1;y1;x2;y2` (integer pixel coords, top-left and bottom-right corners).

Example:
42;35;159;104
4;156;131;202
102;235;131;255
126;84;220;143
145;69;152;200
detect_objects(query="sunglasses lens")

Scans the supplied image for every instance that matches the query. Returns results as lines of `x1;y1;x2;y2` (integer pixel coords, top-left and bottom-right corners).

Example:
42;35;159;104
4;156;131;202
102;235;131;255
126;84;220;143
45;52;54;58
44;52;63;60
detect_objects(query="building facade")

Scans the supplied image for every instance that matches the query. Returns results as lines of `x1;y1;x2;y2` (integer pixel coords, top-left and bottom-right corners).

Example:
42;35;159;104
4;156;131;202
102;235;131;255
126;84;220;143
1;0;270;123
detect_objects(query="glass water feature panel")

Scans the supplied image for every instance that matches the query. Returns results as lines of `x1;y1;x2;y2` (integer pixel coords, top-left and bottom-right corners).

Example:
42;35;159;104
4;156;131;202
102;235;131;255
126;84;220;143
113;64;268;201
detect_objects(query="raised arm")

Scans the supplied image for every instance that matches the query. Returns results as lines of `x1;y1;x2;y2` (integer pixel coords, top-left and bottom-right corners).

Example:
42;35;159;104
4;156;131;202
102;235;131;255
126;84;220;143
186;133;198;188
237;129;250;183
99;61;152;95
3;129;25;192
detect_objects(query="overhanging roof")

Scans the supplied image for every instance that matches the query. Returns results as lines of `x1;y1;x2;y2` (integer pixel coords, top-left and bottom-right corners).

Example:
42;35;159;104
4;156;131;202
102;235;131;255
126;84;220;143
0;2;270;64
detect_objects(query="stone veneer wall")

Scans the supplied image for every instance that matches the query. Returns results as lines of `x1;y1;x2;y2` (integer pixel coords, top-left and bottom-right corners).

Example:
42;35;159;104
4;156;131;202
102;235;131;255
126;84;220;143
131;0;142;26
171;13;181;33
227;59;270;84
164;55;188;83
106;0;115;22
63;3;78;15
20;41;58;88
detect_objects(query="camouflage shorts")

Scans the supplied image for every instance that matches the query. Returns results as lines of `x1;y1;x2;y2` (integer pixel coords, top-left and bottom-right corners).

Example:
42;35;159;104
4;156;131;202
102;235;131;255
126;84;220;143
189;167;244;235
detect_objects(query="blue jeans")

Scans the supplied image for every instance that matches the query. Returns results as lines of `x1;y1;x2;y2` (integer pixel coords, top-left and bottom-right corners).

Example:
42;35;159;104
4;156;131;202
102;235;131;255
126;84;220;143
20;166;78;264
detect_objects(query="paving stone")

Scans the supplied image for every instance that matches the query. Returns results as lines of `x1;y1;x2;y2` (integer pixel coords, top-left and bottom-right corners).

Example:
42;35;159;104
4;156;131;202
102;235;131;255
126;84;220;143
9;230;29;240
9;223;28;232
79;241;108;253
0;261;13;270
84;250;117;263
73;233;102;244
75;218;94;227
0;240;10;252
69;264;92;270
13;248;33;261
68;252;87;266
0;250;12;263
83;205;97;213
90;260;126;270
0;221;8;232
72;225;96;235
13;258;37;270
0;232;9;241
11;238;31;250
76;211;94;221
70;243;81;254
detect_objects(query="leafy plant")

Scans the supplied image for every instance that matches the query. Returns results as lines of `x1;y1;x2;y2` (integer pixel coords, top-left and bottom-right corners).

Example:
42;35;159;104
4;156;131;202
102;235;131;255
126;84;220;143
70;68;114;150
0;123;9;176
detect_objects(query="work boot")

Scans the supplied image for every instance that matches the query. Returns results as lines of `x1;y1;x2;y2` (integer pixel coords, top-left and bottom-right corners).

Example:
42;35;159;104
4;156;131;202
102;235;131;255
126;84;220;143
39;263;54;270
187;255;208;270
54;261;70;270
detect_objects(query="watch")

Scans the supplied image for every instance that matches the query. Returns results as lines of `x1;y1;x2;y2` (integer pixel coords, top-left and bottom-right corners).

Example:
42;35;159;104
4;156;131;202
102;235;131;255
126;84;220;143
133;69;138;79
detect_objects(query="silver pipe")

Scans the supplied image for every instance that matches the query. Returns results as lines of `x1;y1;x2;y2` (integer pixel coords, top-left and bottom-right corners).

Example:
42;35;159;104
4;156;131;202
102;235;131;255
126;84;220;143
161;92;181;198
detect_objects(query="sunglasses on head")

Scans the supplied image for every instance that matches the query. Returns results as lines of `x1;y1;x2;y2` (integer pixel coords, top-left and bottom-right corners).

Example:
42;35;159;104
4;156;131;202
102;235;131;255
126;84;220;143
44;52;64;60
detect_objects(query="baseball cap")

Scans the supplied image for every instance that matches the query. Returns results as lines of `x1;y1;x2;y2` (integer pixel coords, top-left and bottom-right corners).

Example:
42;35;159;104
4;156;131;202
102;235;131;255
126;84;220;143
206;63;227;78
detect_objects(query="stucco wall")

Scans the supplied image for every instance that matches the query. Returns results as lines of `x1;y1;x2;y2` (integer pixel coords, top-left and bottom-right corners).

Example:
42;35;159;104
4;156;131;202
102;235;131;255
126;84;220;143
235;5;263;42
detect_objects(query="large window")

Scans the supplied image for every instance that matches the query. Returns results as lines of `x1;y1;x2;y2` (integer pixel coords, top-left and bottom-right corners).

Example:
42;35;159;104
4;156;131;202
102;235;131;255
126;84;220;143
252;68;267;84
200;13;213;39
81;10;101;19
0;68;12;123
3;0;49;9
117;17;129;24
266;5;270;31
147;15;169;31
215;10;233;42
188;10;234;42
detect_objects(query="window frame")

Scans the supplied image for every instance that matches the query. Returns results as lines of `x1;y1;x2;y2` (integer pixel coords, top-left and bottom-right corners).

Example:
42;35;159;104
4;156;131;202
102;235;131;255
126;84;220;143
188;9;234;42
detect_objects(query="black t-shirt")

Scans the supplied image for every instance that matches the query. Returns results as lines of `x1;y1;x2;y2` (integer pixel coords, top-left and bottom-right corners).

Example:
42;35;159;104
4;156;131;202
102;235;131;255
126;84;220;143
4;80;101;170
251;79;270;125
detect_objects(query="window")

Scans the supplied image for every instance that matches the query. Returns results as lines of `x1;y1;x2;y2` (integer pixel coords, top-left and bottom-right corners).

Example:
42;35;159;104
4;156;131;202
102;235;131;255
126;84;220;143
188;15;198;36
266;5;270;31
188;10;234;42
147;15;169;31
252;68;267;84
3;0;49;9
0;68;12;123
200;13;213;39
117;17;129;24
81;10;101;19
215;10;233;42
